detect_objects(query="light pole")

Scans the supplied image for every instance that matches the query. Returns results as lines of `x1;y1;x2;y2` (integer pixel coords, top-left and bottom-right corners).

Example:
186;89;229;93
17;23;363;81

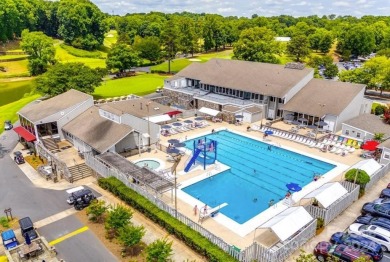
171;154;181;218
316;103;326;140
146;101;152;147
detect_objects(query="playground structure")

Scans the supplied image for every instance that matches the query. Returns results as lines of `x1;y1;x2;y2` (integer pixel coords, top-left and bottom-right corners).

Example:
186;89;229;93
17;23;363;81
184;137;217;172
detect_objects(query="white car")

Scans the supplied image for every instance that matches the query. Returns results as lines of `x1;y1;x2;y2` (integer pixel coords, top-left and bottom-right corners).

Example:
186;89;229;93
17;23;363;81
349;223;390;252
373;198;390;204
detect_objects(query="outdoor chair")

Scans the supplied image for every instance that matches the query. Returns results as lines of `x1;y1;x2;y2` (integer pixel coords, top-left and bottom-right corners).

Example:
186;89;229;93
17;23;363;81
348;146;355;153
330;147;338;153
335;148;343;155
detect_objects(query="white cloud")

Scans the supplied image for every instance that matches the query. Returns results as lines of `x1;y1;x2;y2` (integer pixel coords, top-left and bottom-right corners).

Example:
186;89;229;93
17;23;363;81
90;0;390;17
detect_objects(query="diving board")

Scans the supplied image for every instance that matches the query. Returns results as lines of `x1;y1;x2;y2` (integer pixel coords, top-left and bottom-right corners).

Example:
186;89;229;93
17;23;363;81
199;203;228;223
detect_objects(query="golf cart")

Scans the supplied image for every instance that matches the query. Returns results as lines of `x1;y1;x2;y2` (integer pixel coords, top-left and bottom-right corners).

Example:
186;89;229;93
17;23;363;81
4;120;13;131
14;151;25;164
1;229;19;250
66;186;96;210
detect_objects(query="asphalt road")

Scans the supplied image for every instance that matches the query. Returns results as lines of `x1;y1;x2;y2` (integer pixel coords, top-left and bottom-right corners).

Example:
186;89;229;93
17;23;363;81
0;129;116;261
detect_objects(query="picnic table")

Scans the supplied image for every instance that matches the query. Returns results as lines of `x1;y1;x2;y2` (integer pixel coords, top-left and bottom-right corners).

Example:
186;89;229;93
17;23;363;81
19;242;41;259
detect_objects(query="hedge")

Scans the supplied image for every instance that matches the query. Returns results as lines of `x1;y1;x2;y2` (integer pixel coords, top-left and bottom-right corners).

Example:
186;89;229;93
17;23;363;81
98;177;238;262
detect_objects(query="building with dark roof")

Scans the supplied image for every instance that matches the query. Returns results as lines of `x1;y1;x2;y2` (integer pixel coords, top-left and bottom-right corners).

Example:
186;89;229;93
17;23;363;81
342;114;390;142
163;59;371;131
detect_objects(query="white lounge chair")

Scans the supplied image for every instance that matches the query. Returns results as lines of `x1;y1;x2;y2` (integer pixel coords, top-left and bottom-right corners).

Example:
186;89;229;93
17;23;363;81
330;146;337;153
335;148;342;154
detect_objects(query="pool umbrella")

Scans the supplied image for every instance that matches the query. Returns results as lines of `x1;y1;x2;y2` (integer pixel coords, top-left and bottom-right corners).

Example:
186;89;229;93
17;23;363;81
194;117;204;121
315;121;328;127
167;148;181;155
184;120;193;124
172;122;182;126
25;233;31;245
286;182;302;192
173;142;186;148
162;125;172;129
168;139;180;144
235;115;244;119
362;140;379;151
265;130;274;135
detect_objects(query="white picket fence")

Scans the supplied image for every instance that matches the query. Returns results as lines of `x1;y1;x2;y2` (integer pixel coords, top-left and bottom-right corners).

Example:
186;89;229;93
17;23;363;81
365;162;390;190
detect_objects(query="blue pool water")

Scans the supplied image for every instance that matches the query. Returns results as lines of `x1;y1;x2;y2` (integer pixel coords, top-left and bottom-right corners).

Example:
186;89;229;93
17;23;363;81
182;130;335;224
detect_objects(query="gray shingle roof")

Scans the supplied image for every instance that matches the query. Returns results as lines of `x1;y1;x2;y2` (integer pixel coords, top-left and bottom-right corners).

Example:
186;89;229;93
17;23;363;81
173;59;314;97
19;89;92;123
343;114;389;136
281;79;365;116
99;98;173;118
379;139;390;149
62;107;133;153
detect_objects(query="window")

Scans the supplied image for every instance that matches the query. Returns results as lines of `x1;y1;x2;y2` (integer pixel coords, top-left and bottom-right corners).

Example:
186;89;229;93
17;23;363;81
345;130;350;135
357;132;361;138
384;154;390;159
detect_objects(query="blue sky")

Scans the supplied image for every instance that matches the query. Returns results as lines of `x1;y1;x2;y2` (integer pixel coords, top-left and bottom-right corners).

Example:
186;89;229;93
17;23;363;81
90;0;390;17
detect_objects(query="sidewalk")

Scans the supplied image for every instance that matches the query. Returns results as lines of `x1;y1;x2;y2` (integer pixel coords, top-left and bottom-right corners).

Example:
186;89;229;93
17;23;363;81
288;171;390;261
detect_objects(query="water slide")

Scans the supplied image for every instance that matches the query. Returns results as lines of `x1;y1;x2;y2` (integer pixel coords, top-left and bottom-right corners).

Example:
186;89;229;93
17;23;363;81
184;149;202;172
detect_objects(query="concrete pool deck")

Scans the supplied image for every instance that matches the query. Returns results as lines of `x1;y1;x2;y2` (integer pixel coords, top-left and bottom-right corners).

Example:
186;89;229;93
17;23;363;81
127;118;367;249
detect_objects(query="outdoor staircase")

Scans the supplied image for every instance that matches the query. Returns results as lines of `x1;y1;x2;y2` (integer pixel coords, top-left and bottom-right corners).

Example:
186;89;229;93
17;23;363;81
68;163;94;183
42;137;59;151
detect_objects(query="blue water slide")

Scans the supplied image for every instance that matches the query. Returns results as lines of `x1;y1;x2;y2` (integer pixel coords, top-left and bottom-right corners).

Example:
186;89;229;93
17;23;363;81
184;149;202;172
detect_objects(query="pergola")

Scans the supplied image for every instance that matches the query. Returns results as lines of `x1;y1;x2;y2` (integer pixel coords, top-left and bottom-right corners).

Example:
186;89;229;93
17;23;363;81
97;152;174;193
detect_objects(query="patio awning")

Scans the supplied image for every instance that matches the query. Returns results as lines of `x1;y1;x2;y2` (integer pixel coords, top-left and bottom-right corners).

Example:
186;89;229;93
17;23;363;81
13;126;36;142
303;182;348;208
349;159;382;177
199;107;220;116
165;110;182;117
259;206;313;242
148;114;171;123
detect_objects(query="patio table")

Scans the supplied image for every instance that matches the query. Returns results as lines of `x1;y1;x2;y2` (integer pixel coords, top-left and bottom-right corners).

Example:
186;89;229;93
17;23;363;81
20;242;41;258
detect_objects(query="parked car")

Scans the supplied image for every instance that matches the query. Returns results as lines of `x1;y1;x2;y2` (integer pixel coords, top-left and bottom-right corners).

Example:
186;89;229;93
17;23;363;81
356;215;390;231
19;217;38;240
380;189;390;199
4;120;13;131
330;232;383;261
373;198;390;204
1;229;19;250
314;241;372;262
349;223;390;252
13;151;25;165
66;186;86;205
387;183;390;189
71;189;96;210
361;203;390;219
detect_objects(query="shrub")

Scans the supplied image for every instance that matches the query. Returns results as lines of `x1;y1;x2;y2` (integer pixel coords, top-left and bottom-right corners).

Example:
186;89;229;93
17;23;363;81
98;177;237;262
374;105;386;115
345;169;370;186
146;237;173;262
105;204;133;239
316;218;324;230
0;217;10;228
86;199;107;223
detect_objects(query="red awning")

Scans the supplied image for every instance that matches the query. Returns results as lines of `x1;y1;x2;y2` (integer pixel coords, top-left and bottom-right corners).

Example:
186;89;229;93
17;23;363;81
13;126;36;142
361;140;379;151
165;110;182;117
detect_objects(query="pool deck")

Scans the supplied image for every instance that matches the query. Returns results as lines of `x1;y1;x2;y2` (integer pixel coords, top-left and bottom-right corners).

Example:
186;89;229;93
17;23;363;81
127;118;366;250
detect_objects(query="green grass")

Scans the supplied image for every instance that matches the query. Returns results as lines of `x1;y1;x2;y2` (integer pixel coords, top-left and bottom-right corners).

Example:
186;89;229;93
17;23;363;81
0;60;29;78
0;94;40;134
60;44;107;59
55;44;106;68
151;49;233;72
93;73;167;99
0;54;29;60
0;79;35;106
104;30;118;48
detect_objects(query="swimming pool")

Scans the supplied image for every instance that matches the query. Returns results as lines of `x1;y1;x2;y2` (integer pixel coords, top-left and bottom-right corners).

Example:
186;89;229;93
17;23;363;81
135;159;161;170
182;130;336;224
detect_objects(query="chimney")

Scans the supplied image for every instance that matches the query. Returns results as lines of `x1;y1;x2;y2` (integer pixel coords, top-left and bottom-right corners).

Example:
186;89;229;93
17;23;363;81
140;103;143;110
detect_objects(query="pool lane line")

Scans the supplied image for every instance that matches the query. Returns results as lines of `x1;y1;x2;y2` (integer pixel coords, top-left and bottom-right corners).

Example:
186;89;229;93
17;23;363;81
49;226;89;246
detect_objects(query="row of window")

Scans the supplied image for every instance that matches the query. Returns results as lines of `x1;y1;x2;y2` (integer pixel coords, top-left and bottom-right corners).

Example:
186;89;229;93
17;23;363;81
344;129;362;138
100;110;120;124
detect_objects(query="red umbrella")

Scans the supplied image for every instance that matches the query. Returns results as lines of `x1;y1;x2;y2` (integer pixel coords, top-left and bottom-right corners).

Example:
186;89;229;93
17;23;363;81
361;140;379;151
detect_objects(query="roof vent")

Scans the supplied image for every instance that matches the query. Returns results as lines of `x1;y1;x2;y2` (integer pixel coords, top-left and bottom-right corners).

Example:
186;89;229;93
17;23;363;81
285;62;305;70
154;107;159;110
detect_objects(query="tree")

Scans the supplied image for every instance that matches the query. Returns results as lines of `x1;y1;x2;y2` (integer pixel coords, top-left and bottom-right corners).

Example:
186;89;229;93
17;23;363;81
35;63;103;96
118;224;145;256
133;36;162;63
233;27;281;64
323;64;339;79
105;205;133;238
338;24;375;56
146;238;173;262
161;18;180;73
20;30;56;76
295;249;317;262
203;14;226;52
345;169;370;186
373;133;385;142
86;200;107;223
57;0;106;50
287;35;311;62
106;43;140;74
178;16;198;56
